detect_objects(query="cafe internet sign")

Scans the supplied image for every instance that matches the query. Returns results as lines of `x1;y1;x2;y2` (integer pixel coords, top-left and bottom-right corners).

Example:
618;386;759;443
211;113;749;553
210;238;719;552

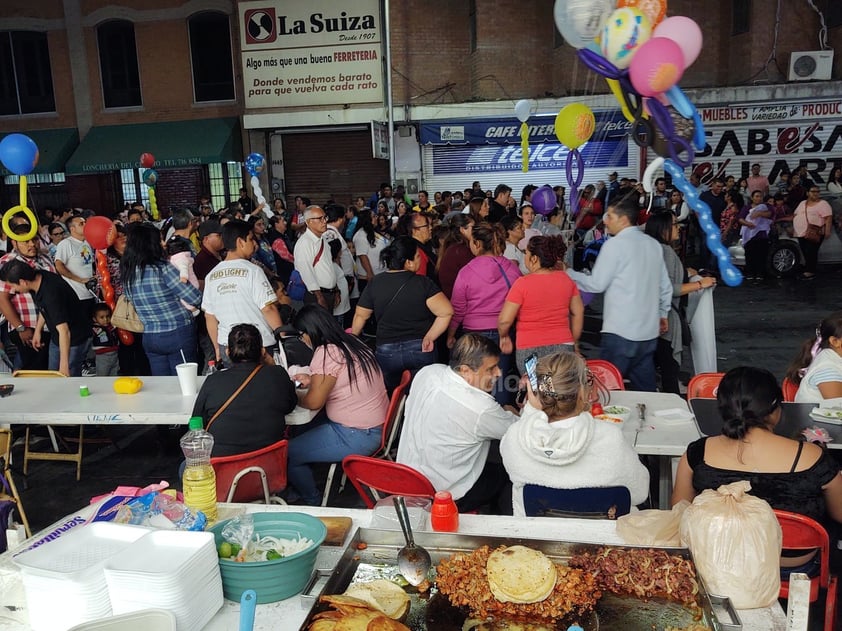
239;0;384;109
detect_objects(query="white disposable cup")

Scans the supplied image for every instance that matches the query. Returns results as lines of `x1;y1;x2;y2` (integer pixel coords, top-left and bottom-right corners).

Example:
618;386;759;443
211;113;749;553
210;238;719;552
175;362;198;396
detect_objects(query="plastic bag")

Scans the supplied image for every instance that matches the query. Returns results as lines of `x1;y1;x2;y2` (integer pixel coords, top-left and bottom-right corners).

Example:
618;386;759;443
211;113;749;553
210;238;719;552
115;491;207;531
616;500;689;547
219;514;255;561
679;480;781;608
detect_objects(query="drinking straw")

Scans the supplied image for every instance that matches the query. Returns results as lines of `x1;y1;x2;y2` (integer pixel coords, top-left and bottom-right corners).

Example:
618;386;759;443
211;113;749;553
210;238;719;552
180;349;187;364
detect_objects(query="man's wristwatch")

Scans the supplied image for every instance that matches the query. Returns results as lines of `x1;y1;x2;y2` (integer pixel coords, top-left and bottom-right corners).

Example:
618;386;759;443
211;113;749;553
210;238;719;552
14;324;25;332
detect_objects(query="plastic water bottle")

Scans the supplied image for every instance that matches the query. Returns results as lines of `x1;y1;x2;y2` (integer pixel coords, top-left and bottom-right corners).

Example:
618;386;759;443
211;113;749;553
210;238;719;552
430;491;459;532
180;416;218;522
207;360;217;375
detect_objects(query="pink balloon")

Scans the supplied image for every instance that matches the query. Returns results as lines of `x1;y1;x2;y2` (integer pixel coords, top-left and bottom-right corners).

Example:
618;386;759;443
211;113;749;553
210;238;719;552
653;16;703;67
629;37;685;97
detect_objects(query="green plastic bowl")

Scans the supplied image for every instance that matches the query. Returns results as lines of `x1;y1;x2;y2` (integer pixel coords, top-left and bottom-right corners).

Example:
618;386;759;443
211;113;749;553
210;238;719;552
209;512;327;604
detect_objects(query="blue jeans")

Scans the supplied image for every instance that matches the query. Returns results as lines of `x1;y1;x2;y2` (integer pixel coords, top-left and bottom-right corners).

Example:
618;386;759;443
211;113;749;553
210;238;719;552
375;338;436;392
600;333;658;392
49;338;93;377
142;322;198;376
287;420;382;505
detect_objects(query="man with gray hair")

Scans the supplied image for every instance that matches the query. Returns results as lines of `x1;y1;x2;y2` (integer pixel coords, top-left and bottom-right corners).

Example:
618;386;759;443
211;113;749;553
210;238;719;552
397;333;518;514
293;205;338;310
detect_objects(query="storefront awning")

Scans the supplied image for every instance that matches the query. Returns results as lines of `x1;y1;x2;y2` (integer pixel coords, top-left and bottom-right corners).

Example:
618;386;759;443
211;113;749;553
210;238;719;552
65;117;242;175
0;128;79;176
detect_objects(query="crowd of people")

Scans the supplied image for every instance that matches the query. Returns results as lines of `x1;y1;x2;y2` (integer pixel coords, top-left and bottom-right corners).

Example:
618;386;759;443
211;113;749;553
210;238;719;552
0;168;838;513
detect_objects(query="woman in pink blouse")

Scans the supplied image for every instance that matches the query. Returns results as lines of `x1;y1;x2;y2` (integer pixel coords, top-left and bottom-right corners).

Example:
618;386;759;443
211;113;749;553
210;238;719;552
289;305;388;505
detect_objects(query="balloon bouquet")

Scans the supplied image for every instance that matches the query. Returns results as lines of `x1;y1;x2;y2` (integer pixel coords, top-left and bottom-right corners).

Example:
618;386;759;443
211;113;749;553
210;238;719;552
140;152;160;220
553;0;742;286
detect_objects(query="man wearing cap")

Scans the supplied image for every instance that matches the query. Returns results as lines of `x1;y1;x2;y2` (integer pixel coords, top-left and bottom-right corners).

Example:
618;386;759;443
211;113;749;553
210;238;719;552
0;225;56;369
194;220;224;290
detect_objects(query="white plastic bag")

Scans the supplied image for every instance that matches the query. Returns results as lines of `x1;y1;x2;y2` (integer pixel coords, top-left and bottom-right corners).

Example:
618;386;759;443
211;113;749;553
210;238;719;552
616;500;689;547
679;480;782;608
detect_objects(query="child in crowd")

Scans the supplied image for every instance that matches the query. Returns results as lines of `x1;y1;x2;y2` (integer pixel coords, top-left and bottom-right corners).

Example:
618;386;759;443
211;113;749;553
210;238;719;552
92;303;119;376
166;235;200;316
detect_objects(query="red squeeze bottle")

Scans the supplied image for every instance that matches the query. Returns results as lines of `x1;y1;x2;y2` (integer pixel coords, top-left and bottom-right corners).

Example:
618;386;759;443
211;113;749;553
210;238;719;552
430;491;459;532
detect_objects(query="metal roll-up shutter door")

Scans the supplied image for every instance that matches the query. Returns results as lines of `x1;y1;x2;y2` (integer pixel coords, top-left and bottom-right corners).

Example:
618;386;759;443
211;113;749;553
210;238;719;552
282;130;389;204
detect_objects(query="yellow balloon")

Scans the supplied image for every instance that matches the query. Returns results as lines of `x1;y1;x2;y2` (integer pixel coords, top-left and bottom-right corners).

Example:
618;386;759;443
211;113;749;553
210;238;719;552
554;104;596;150
4;176;38;241
3;206;38;241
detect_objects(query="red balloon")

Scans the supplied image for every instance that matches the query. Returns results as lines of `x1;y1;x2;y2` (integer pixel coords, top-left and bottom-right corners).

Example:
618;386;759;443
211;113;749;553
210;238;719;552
84;216;116;251
117;329;135;345
103;287;115;305
140;152;155;168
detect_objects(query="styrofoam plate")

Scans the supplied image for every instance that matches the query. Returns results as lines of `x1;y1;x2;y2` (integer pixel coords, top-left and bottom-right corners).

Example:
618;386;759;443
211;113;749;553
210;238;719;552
15;523;150;576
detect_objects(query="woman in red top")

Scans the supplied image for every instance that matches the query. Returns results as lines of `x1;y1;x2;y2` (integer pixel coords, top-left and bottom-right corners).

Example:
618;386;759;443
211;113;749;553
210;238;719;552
574;185;603;238
497;234;584;374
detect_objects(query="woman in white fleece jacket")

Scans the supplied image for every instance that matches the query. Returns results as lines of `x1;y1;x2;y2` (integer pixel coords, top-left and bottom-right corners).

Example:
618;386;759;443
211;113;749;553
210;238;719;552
500;351;650;516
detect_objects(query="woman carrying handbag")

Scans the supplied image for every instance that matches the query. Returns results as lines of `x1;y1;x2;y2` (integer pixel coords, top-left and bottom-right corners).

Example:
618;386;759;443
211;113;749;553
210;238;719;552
793;186;833;280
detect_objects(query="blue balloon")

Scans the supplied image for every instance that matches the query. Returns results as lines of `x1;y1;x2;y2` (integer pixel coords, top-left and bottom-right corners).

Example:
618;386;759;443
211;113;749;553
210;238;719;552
664;159;743;286
245;152;265;177
721;265;743;286
142;168;158;188
0;133;39;175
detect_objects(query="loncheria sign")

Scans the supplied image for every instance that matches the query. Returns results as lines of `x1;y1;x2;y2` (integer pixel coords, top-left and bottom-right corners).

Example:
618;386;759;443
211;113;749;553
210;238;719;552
238;0;384;109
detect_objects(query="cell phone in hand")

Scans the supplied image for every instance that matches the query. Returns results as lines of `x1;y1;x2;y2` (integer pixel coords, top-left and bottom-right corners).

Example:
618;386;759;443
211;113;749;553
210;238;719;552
524;353;539;392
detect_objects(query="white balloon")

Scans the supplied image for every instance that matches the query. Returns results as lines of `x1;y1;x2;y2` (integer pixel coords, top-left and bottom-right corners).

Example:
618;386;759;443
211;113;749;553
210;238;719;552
514;99;533;123
642;157;664;193
553;0;614;49
251;175;270;216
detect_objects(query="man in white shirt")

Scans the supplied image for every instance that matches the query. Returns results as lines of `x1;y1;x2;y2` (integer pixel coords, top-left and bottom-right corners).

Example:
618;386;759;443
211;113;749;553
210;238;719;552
567;197;672;392
54;214;95;316
293;205;337;311
202;219;283;363
397;334;518;514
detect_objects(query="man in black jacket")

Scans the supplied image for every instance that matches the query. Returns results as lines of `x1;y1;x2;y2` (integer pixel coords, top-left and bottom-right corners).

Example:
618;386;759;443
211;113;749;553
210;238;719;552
487;184;512;223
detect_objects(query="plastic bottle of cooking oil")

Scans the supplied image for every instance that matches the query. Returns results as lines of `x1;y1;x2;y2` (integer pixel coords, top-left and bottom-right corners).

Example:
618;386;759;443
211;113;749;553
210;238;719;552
180;416;218;522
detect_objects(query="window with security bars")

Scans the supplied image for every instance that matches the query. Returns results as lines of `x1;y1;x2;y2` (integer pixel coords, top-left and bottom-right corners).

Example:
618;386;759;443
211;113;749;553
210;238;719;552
0;31;56;115
119;169;148;207
3;173;65;185
208;162;243;211
97;20;142;108
188;12;235;103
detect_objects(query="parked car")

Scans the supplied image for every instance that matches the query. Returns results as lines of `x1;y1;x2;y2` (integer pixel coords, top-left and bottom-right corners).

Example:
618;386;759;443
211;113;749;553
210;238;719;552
729;193;842;277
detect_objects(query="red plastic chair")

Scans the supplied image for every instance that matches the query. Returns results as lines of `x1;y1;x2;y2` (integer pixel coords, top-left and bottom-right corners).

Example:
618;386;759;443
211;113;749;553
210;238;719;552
775;509;838;631
687;372;725;399
782;377;799;402
211;439;288;504
321;370;412;506
342;455;436;509
586;359;625;391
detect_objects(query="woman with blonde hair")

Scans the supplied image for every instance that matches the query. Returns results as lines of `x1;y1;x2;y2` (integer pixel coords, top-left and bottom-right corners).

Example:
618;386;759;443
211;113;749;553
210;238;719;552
500;351;650;516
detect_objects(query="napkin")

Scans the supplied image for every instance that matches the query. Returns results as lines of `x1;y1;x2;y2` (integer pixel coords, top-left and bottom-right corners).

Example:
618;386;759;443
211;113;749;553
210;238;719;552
652;408;694;425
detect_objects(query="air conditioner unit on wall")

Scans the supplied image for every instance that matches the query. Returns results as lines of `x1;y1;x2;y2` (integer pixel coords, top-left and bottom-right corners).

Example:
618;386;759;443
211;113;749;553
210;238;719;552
788;50;834;81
